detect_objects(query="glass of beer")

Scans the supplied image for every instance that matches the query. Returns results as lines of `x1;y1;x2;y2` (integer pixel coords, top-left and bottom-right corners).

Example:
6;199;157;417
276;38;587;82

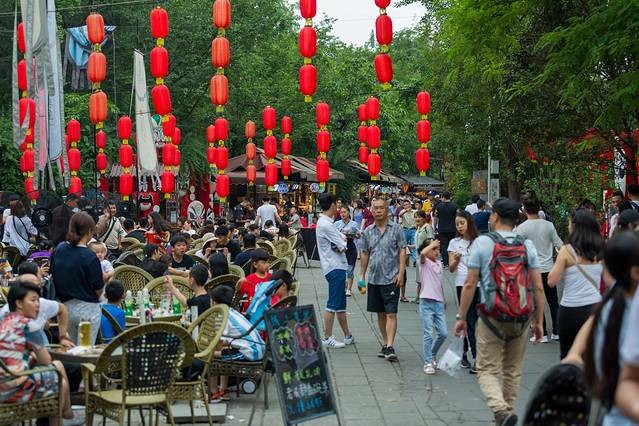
78;321;92;347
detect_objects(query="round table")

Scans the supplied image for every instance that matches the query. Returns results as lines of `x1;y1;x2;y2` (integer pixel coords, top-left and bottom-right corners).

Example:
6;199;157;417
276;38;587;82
50;346;122;364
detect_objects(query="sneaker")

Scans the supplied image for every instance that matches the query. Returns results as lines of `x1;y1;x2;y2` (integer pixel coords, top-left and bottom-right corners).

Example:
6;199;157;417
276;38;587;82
469;363;477;374
495;411;518;426
461;357;471;369
377;345;388;358
344;335;355;345
551;333;560;341
63;411;86;426
210;390;225;403
423;363;436;375
322;336;346;348
530;335;549;343
385;346;398;362
345;289;352;297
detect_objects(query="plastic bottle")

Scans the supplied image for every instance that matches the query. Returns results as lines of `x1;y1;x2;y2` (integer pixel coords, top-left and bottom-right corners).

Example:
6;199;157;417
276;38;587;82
124;290;133;316
142;288;150;309
357;279;367;295
172;296;181;314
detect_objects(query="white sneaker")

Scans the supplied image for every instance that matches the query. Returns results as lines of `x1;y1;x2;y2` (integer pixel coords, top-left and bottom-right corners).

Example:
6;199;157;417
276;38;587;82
322;336;345;348
63;411;86;426
345;289;352;297
530;335;549;343
551;334;560;341
344;335;355;345
423;363;436;375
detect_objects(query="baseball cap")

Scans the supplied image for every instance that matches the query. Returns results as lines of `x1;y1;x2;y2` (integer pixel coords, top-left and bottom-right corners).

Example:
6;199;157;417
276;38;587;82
492;198;521;220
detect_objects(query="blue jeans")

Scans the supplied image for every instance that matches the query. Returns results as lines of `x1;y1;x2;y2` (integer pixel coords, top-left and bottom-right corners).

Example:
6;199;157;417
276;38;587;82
404;228;416;261
420;298;448;364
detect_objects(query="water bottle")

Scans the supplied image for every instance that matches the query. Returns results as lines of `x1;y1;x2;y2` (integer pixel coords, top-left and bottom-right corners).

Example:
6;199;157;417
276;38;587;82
124;290;133;316
142;288;150;309
137;291;146;324
357;279;367;295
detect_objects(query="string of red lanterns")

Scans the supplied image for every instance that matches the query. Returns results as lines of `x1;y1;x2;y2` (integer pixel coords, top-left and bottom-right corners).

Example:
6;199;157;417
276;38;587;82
245;121;257;185
366;96;381;180
87;13;109;176
66;119;83;195
263;106;278;189
357;103;369;165
299;0;317;102
415;91;431;176
316;102;331;186
215;117;230;202
281;116;292;180
117;116;134;201
373;0;393;90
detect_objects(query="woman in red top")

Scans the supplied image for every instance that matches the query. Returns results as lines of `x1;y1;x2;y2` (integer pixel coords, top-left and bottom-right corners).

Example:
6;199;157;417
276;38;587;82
145;212;171;246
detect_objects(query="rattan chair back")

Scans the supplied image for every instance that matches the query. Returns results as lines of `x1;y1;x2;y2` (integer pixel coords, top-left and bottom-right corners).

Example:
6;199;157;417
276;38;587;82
269;257;292;273
256;240;275;255
113;265;154;295
187;304;229;355
274;238;292;256
3;246;21;268
192;254;209;267
205;274;239;291
121;237;143;251
289;281;300;297
228;263;246;280
145;275;193;306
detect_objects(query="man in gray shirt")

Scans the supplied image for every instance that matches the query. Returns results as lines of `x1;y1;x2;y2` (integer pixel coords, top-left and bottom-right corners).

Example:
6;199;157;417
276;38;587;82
360;197;407;361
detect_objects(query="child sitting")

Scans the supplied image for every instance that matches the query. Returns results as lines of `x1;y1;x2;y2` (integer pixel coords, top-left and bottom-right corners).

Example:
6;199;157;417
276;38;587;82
263;220;279;236
165;264;211;316
238;249;271;312
100;280;126;343
89;242;114;282
244;269;294;333
208;285;265;403
418;239;448;375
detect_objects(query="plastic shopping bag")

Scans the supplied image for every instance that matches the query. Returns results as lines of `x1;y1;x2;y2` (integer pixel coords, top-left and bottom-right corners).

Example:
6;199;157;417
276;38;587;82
438;337;464;377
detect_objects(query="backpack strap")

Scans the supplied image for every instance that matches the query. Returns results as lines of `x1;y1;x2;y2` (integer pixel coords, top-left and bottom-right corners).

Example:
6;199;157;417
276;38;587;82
486;231;525;246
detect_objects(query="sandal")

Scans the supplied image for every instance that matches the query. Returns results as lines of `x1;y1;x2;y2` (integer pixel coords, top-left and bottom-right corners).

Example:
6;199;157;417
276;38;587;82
400;297;409;303
210;389;228;403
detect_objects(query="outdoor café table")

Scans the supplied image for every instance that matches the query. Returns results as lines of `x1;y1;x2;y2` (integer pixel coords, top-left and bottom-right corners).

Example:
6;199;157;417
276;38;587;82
50;344;122;364
125;313;183;326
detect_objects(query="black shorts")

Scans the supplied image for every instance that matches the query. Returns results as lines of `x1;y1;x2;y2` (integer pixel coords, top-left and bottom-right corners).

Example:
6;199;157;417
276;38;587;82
367;283;399;314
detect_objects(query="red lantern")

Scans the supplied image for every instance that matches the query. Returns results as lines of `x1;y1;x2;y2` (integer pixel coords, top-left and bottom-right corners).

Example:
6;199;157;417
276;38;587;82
119;173;133;199
368;153;381;179
95;130;107;149
118;116;132;140
151;84;172;116
246;142;256;160
69;176;83;195
206;124;216;144
86;13;105;45
367;125;381;150
281;116;292;135
299;26;317;59
17;22;25;54
358;146;369;165
358;125;368;143
17;59;27;92
68;148;81;172
214;118;228;141
24;177;38;201
150;7;169;40
265;163;278;187
416;148;430;176
89;91;108;125
22;150;34;174
211;37;230;69
262;106;276;131
264;135;277;159
316;158;329;183
416;91;431;116
316;102;330;127
162;114;176;138
213;0;231;29
119;144;133;168
216;174;230;200
161;170;174;196
299;64;317;102
281;137;292;156
246;164;256;183
216;146;229;170
207;146;217;166
67;119;81;142
19;98;36;128
366;97;380;122
150;47;168;80
96;152;108;173
300;0;317;19
375;0;391;8
172;127;181;146
209;74;229;112
245;121;256;139
374;53;393;88
357;104;367;123
281;158;292;180
88;52;106;85
316;131;331;153
162;143;176;166
375;14;393;48
416;120;431;143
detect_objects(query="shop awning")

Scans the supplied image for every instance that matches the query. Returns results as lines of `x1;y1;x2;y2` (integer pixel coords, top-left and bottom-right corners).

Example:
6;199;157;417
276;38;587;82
400;174;445;190
346;160;406;184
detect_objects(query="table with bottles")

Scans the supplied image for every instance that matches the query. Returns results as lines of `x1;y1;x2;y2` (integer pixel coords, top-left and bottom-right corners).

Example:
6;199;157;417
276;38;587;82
123;287;193;326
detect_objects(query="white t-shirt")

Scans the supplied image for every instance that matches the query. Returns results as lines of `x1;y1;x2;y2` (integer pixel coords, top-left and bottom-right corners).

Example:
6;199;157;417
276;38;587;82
0;298;59;330
465;203;478;215
448;237;471;287
622;290;639;367
515;219;563;273
100;259;114;274
256;204;277;229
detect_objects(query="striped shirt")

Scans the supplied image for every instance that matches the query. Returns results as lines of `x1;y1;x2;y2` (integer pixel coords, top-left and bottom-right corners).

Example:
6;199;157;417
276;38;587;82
222;308;265;361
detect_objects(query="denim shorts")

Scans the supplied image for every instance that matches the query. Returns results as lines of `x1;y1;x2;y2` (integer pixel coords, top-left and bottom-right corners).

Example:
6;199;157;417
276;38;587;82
325;269;347;313
346;264;355;279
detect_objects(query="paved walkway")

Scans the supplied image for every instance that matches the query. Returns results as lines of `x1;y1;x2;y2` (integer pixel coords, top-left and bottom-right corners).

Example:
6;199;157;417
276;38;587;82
228;261;559;426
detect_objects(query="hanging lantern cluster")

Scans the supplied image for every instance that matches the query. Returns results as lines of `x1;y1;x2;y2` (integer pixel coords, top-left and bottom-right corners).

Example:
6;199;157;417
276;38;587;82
206;124;217;171
117;116;134;201
366;97;381;180
357;103;369;165
210;0;231;113
316;102;331;186
299;0;317;102
245;121;257;185
281;116;292;180
86;13;109;176
215;117;230;202
415;91;431;176
373;0;393;90
16;22;37;202
66;119;83;195
263;106;278;189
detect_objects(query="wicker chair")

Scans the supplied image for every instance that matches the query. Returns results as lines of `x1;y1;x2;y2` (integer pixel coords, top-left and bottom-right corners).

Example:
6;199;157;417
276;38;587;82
3;246;21;268
269;257;292;273
228;264;246;280
256;240;275;256
113;251;142;268
112;265;154;295
281;250;297;273
286;233;298;248
289;281;300;297
144;275;193;307
133;248;144;261
121;237;143;251
0;360;62;424
204;274;239;292
274;238;292;256
241;259;253;276
171;305;229;426
83;322;196;426
186;248;199;257
191;254;209;267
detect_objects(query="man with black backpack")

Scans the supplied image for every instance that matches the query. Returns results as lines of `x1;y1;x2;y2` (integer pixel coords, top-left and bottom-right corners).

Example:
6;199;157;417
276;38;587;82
454;197;546;426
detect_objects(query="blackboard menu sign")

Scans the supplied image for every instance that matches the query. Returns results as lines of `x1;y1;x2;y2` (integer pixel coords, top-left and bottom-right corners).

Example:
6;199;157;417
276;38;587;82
264;304;338;425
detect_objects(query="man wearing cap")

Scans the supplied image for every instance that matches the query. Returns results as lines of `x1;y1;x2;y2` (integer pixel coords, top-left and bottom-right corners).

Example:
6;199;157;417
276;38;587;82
454;197;545;426
49;194;80;245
